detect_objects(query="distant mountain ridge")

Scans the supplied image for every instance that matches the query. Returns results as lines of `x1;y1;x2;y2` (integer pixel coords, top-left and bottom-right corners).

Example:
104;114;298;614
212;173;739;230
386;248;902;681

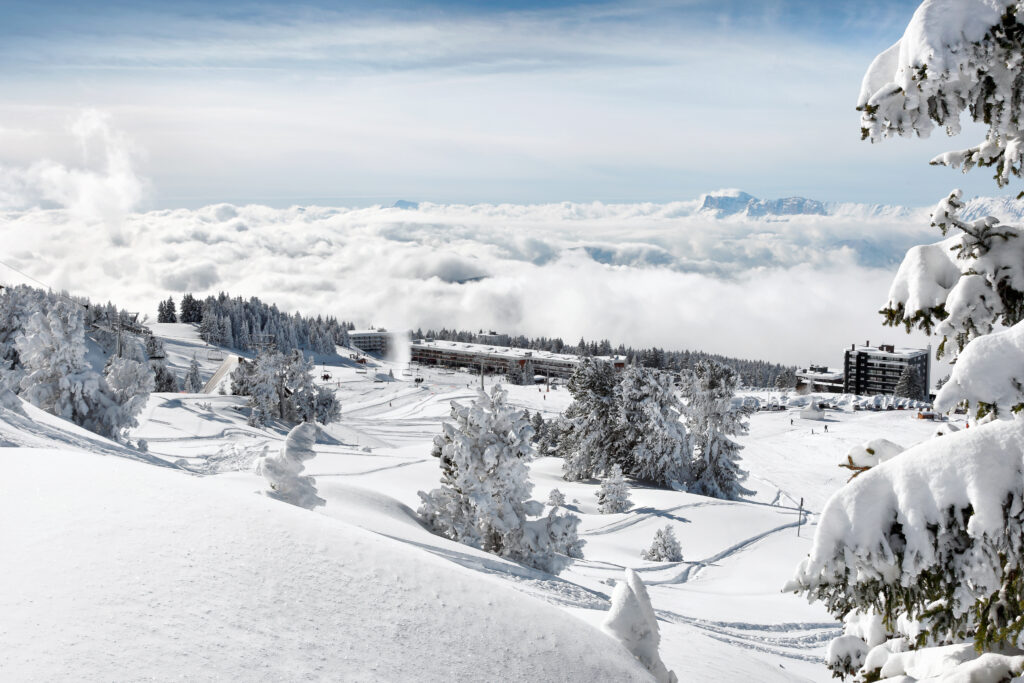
698;190;828;217
697;189;1024;223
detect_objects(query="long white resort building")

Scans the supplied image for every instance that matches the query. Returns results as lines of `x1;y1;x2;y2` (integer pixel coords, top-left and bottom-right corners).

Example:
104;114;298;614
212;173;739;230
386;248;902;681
410;338;626;379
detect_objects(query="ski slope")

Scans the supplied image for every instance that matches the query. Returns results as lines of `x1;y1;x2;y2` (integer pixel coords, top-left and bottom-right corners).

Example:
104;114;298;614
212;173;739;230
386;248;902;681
1;324;953;681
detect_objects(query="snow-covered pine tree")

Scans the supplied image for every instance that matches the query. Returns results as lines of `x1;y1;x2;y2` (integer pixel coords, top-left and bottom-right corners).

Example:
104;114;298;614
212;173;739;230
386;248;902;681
530;410;545;444
417;385;584;574
521;358;536;385
596;463;632;514
616;364;690;489
537;414;566;456
788;4;1024;680
255;422;324;509
0;284;44;392
15;300;125;439
506;360;524;385
247;351;284;427
679;360;752;500
892;365;926;401
560;358;621;480
641;525;683;562
602;569;677;683
151;361;179;392
184;355;203;393
103;357;155;431
179;293;202;324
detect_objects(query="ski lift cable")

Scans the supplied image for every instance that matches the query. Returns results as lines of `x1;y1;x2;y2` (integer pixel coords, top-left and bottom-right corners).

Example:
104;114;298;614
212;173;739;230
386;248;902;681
0;259;95;312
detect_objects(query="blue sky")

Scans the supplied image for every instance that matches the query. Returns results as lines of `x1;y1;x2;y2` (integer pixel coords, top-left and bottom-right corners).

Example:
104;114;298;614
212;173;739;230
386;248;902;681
0;0;999;208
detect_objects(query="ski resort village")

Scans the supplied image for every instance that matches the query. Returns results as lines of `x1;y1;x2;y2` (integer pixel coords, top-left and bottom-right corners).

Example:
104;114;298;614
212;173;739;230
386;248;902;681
4;1;1024;682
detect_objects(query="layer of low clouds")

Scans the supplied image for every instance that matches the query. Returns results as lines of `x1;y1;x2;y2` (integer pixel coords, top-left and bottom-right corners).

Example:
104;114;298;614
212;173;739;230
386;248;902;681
0;112;957;370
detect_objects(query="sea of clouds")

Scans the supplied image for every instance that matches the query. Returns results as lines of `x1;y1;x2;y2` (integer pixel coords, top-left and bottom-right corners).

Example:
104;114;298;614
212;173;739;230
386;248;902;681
0;112;977;369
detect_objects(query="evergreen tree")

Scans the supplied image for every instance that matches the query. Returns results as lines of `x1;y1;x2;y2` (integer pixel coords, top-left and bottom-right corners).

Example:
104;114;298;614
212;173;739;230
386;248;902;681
893;365;926;401
157;297;178;323
417;385;584;574
537;414;566;457
179;293;202;324
641;525;683;563
596;464;632;514
616;364;690;489
560;358;621;480
521;358;536;385
151;361;179;392
506;360;524;385
530;411;545;444
247;351;284;427
184;355;203;393
789;4;1024;679
679;360;752;500
15;301;125;439
103;357;155;431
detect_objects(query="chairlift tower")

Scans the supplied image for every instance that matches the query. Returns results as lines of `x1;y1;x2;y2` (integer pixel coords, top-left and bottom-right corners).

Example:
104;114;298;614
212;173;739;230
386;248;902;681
252;333;276;356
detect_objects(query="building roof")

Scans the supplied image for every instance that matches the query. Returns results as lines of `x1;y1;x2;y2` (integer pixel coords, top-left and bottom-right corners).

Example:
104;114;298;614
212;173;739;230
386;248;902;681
847;345;928;359
797;367;843;382
411;338;624;365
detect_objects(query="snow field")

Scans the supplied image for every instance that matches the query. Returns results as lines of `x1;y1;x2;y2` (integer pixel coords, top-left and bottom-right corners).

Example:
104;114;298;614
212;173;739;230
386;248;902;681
3;326;952;681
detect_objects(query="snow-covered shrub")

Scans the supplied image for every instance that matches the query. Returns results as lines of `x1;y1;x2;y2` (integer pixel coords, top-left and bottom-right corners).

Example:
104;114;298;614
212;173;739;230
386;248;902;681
596;464;632;514
679;359;752;500
602;568;677;683
641;525;682;562
616;364;690;489
255;422;324;509
790;4;1024;679
547;488;566;507
183;355;203;393
418;385;584;575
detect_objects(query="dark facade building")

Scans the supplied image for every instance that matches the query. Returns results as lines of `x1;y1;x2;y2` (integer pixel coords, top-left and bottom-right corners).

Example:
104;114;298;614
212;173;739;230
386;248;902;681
843;342;930;398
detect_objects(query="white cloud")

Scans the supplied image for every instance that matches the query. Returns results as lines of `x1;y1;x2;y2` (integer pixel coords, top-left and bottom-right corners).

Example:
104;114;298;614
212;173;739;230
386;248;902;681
0;191;942;368
0;110;145;244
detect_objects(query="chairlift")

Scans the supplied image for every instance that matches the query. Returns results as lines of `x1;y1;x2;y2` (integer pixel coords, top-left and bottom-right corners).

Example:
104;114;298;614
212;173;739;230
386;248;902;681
207;347;225;362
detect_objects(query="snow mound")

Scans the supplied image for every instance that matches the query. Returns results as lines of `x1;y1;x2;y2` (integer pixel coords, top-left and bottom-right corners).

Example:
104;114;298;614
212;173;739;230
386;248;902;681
1;448;652;682
844;438;904;469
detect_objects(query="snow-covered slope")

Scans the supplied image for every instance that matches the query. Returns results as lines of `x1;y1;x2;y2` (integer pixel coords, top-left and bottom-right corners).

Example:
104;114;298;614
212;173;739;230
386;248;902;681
1;445;653;682
2;329;955;682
